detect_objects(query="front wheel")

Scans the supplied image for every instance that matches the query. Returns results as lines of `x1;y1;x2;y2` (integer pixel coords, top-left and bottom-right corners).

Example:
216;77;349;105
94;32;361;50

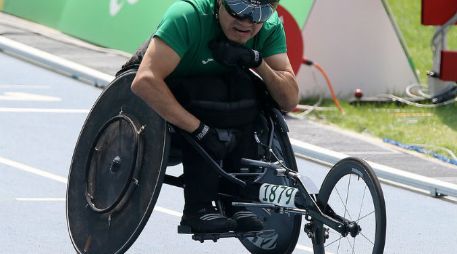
315;157;386;254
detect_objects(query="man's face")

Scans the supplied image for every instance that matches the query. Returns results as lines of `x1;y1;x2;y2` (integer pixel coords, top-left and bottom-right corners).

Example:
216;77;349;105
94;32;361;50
217;0;264;44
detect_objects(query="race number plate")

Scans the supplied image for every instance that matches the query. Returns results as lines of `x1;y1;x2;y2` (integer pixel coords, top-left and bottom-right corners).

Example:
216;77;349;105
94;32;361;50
259;183;298;208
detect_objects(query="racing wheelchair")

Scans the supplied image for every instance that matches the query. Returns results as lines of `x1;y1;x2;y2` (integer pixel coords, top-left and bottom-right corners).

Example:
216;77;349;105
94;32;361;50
66;69;386;254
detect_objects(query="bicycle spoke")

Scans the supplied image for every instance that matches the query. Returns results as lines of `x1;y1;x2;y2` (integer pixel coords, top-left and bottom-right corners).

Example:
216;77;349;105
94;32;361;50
337;238;341;254
352;237;356;254
335;187;354;221
319;159;385;254
356;210;375;223
325;235;344;248
360;232;375;245
345;236;354;250
357;185;368;221
344;174;352;219
326;232;376;254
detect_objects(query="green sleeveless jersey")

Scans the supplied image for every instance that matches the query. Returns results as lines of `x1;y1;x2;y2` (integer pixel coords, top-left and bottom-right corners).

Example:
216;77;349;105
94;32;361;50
154;0;287;77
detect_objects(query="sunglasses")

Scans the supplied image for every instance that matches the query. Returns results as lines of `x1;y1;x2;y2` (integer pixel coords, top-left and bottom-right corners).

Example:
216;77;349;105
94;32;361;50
222;0;276;24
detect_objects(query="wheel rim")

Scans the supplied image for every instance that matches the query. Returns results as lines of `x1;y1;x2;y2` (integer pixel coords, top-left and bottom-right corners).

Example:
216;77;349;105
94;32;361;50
85;114;142;213
318;159;385;254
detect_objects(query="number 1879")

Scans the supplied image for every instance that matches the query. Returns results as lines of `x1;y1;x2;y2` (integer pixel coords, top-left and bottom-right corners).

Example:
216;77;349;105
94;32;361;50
259;183;298;208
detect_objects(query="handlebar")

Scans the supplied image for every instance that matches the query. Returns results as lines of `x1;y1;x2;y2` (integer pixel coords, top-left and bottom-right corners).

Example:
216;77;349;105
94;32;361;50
178;129;248;188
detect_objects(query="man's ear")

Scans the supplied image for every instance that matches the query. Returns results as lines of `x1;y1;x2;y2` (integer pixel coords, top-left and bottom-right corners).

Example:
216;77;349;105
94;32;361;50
215;0;223;20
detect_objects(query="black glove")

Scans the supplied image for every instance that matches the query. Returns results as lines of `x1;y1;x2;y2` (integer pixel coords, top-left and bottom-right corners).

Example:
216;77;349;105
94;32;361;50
192;122;228;161
209;40;262;69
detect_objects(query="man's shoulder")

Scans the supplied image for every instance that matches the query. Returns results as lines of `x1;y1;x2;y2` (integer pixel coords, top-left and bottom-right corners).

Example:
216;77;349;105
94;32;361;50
166;0;196;15
178;0;215;15
262;12;284;32
161;0;207;26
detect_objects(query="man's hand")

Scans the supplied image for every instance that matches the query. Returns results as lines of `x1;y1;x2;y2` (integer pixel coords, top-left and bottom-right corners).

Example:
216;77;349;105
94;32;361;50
209;40;262;69
192;122;228;161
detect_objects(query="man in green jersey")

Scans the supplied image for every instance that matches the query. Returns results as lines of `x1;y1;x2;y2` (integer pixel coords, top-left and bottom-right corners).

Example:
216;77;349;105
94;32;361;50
131;0;299;233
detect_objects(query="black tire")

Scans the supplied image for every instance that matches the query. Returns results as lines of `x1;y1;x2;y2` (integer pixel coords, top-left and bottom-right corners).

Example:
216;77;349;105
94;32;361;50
239;113;302;254
315;157;386;254
66;70;170;254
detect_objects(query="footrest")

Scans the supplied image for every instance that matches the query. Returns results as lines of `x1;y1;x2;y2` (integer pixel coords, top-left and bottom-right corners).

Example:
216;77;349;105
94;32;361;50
177;225;193;234
192;230;276;243
178;225;275;243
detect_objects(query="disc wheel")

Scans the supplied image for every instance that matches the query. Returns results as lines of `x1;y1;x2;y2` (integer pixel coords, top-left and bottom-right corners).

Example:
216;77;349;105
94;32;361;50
315;157;386;254
239;111;302;254
66;70;170;254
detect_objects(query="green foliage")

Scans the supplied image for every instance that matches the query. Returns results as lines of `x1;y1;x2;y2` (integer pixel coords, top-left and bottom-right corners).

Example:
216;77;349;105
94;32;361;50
385;0;457;82
304;99;457;160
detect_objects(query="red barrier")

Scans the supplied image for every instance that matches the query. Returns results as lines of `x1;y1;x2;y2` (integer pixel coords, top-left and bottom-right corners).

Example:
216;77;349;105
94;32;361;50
440;51;457;81
422;0;457;26
277;5;304;74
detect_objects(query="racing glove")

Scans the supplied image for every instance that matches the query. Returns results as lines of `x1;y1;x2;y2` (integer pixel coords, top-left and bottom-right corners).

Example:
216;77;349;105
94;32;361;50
192;122;228;161
209;40;262;69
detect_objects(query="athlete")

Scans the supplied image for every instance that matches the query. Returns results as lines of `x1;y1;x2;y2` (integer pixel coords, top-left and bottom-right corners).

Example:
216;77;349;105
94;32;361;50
130;0;299;233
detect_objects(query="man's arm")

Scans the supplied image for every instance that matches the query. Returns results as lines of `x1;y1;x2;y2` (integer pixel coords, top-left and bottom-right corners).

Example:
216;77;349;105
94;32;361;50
255;53;299;112
131;37;200;133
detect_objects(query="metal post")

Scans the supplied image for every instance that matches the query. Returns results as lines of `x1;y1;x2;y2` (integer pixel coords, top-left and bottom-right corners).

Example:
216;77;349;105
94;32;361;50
428;20;457;96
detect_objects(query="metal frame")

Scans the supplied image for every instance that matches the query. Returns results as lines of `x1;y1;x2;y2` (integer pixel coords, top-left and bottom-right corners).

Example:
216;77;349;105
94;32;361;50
165;109;361;248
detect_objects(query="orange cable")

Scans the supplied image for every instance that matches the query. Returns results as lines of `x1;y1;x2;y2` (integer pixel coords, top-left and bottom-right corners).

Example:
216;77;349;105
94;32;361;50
309;61;345;114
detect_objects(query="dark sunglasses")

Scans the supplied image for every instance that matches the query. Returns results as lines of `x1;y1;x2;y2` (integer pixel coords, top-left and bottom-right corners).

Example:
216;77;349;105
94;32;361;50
222;0;276;24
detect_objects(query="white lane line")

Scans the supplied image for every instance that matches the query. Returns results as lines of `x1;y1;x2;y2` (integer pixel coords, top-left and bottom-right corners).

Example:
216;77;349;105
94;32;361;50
16;198;65;202
296;244;334;254
13;196;183;218
0;156;183;218
3;156;317;252
295;244;313;253
154;206;183;217
0;84;50;89
0;92;61;101
13;197;319;252
0;107;89;113
0;156;68;183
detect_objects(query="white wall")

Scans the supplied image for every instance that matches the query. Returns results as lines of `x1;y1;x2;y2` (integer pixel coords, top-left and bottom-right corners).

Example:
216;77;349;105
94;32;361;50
297;0;419;99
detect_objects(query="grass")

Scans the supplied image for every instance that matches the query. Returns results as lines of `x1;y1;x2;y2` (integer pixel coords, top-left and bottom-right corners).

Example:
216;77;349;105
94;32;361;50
385;0;457;82
300;1;457;160
301;100;457;159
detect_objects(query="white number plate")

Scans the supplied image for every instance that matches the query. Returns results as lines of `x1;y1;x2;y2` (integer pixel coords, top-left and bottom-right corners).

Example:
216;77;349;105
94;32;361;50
259;183;298;208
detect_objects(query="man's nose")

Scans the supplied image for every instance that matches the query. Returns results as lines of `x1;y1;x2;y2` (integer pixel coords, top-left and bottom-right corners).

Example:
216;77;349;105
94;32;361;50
237;17;255;25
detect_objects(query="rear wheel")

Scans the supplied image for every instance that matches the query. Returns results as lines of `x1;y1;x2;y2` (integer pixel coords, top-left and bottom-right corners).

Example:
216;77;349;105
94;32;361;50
315;157;386;254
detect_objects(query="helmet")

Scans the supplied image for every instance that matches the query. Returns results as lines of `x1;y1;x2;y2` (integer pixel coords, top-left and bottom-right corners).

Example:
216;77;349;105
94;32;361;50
222;0;280;23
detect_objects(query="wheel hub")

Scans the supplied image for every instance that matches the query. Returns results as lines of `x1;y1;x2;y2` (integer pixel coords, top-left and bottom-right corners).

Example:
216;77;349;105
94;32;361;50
348;222;362;237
